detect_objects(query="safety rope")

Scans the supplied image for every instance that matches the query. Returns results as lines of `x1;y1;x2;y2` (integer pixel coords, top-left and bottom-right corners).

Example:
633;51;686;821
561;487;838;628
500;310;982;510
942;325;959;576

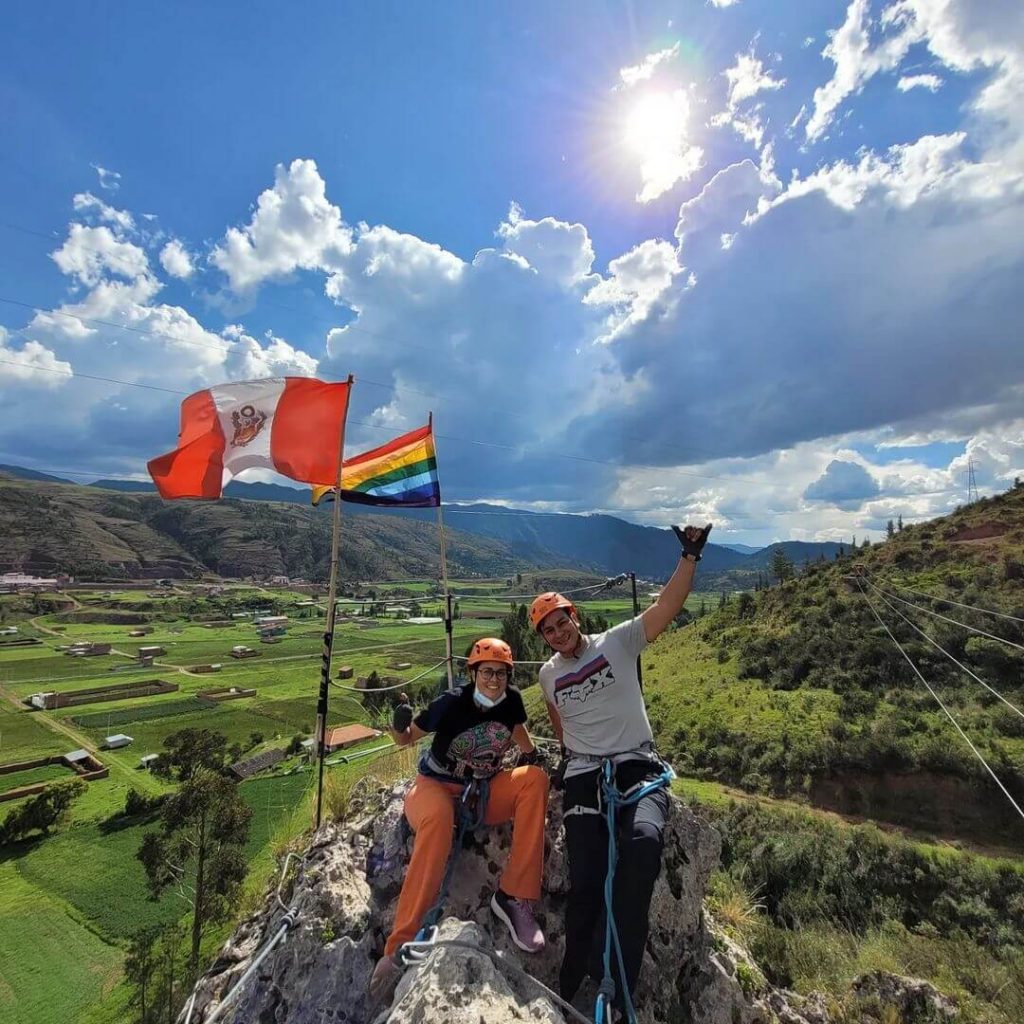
857;580;1024;827
868;582;1024;720
330;658;449;692
449;574;630;603
453;654;549;667
595;758;675;1024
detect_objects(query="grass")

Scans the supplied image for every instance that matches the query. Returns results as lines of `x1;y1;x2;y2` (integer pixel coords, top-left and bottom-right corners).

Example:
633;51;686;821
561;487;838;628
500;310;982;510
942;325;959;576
0;762;74;791
0;703;68;762
13;816;187;943
0;861;124;1024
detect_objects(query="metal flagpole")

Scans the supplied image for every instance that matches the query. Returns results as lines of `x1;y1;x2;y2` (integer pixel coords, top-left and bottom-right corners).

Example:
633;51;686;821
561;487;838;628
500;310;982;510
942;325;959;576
315;374;354;831
432;413;455;691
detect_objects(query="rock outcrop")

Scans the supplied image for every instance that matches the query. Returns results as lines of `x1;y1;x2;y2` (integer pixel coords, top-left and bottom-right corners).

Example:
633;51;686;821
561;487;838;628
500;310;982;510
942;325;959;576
180;782;948;1024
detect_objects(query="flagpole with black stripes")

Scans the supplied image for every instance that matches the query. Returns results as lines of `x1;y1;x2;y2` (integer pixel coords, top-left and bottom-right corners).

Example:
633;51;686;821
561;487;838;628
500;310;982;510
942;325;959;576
432;413;456;691
315;374;355;831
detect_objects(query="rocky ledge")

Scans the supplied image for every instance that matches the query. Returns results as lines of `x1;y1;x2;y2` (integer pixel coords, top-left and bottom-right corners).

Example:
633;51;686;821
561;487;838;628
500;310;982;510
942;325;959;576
180;781;956;1024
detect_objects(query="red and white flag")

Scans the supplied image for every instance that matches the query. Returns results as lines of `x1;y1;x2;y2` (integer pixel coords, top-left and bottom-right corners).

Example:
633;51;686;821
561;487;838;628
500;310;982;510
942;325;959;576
148;377;352;499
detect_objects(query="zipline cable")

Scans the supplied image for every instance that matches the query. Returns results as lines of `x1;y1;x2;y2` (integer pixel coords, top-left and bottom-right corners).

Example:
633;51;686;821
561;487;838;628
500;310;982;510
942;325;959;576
868;581;1024;721
856;579;1024;827
883;581;1024;627
872;586;1024;653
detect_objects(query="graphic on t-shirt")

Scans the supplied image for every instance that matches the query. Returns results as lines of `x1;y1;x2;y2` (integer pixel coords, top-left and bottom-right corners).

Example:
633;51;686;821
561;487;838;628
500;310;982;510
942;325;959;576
553;654;614;707
446;720;514;778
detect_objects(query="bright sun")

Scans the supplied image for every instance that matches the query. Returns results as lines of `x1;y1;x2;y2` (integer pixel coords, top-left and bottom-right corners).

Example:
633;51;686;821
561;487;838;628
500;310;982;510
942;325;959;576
625;90;689;160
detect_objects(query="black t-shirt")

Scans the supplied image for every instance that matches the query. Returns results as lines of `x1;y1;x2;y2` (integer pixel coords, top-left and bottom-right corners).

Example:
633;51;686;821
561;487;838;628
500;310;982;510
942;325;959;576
414;682;527;781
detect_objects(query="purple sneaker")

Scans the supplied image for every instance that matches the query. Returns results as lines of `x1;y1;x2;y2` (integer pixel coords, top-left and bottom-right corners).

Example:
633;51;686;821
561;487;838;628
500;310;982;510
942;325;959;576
491;890;545;953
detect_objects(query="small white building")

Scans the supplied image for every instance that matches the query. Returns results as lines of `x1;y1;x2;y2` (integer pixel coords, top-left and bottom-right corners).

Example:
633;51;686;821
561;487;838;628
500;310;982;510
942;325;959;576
104;734;133;749
139;753;160;769
0;626;19;636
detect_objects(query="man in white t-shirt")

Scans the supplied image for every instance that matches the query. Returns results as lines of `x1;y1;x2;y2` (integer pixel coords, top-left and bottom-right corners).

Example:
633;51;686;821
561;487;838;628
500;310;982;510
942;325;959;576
532;523;711;1014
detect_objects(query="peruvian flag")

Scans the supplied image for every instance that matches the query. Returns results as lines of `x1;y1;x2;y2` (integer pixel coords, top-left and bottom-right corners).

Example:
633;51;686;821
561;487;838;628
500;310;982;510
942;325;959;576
148;377;352;499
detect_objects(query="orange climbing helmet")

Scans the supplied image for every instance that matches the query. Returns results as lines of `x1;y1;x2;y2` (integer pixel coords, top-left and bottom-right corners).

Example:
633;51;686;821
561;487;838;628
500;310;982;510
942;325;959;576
529;592;577;631
466;637;515;668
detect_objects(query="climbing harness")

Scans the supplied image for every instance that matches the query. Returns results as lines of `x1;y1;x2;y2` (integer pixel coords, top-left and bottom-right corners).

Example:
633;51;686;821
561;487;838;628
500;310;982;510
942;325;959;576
398;776;491;964
594;758;675;1024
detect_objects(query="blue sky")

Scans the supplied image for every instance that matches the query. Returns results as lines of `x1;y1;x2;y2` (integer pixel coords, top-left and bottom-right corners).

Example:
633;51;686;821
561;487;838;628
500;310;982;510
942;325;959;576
1;0;1022;544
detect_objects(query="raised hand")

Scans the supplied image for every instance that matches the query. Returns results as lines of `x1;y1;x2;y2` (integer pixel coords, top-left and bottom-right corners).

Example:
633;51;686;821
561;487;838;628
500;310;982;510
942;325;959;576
672;523;713;562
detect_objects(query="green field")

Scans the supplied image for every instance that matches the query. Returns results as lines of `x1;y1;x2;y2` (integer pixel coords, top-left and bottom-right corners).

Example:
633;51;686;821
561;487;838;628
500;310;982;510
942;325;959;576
0;578;617;1024
0;762;73;792
0;861;124;1024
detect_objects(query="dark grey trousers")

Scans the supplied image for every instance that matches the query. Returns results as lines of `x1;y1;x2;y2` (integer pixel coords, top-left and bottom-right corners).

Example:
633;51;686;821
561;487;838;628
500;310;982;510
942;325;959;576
559;761;671;1008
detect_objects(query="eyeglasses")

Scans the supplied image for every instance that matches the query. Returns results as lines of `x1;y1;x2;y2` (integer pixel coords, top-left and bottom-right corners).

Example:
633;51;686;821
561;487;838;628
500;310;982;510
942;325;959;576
477;668;509;682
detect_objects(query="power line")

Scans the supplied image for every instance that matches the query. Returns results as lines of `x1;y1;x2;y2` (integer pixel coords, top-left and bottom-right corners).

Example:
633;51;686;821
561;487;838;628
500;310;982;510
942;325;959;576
857;579;1024;827
869;581;1024;721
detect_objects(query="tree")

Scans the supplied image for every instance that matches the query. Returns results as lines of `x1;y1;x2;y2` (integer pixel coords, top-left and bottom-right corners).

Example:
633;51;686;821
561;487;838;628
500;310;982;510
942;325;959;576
0;778;85;845
151;729;227;784
124;926;160;1023
897;513;904;532
770;547;795;585
139;733;251;973
886;519;895;539
500;603;546;668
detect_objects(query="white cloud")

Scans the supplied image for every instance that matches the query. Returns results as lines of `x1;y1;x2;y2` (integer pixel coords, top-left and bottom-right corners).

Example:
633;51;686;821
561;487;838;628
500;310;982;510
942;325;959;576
91;163;121;191
617;43;680;89
212;158;353;291
806;0;923;142
159;239;194;279
584;239;684;341
897;72;944;91
497;204;596;286
708;0;740;7
753;132;968;214
72;192;134;231
724;51;786;109
51;224;151;287
625;90;704;203
0;327;71;389
712;48;786;150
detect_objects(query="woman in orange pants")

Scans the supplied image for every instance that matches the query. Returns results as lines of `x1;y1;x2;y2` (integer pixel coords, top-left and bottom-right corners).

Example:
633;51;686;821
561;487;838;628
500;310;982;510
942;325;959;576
369;638;549;1004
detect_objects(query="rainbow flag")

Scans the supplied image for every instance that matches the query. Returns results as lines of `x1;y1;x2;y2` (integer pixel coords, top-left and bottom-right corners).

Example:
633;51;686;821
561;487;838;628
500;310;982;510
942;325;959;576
312;421;441;508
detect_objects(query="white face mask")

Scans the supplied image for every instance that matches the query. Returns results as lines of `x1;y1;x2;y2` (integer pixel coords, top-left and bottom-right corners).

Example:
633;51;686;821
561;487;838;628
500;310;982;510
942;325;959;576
473;688;506;710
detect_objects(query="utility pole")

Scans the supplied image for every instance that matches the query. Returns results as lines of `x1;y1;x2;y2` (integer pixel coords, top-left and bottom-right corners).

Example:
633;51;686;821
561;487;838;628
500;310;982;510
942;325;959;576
965;457;980;504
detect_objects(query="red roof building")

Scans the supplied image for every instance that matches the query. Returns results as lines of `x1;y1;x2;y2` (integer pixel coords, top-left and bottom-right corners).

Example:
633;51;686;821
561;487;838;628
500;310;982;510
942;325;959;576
323;724;382;752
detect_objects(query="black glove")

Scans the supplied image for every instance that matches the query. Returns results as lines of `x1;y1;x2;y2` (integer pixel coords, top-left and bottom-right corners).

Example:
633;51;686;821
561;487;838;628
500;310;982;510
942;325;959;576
672;523;713;562
392;702;413;732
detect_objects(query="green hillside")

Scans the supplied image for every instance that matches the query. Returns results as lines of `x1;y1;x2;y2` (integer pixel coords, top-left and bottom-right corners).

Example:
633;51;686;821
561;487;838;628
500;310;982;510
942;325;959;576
524;483;1024;845
0;474;532;580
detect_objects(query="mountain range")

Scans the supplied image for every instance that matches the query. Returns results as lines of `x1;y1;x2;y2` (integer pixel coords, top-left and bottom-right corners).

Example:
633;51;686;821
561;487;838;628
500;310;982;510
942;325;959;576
0;466;842;583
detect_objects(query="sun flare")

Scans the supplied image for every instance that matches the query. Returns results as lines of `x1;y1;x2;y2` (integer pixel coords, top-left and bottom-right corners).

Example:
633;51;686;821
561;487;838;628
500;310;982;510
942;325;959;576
625;90;689;159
